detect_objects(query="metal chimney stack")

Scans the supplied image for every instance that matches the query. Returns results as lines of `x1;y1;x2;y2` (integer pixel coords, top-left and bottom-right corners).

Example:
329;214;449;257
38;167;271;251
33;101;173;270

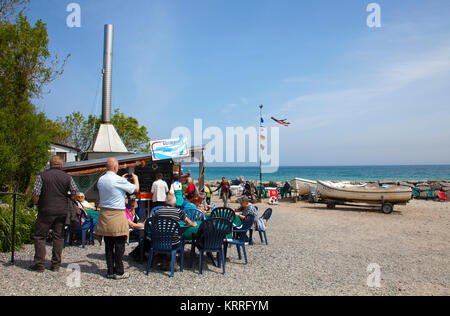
87;24;131;159
102;24;113;123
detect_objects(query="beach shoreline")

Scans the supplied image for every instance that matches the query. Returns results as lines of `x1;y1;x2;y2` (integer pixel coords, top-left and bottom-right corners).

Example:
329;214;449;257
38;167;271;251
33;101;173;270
203;179;450;197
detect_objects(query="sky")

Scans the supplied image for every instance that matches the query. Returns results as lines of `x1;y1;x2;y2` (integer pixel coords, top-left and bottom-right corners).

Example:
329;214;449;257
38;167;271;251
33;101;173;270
25;0;450;166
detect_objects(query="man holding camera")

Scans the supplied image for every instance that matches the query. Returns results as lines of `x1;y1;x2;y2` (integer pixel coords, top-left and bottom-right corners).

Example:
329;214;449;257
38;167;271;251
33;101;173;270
95;158;139;280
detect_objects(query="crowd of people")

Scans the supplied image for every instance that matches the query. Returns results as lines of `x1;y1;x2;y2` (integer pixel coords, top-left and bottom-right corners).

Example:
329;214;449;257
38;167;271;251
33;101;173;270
29;156;259;279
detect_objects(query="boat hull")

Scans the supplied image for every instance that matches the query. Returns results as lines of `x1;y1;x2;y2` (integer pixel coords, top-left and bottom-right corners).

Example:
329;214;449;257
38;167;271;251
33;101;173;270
317;181;412;204
290;178;317;196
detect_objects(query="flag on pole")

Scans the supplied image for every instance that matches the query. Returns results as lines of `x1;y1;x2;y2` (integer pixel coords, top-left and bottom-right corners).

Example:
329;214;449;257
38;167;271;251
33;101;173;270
271;117;291;126
260;127;267;152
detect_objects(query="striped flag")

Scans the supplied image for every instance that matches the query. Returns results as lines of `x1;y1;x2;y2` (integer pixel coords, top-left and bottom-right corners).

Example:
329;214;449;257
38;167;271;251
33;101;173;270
271;117;291;126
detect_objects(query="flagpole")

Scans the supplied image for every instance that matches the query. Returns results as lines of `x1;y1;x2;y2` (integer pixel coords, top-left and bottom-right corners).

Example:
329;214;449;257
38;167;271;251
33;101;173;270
259;104;263;199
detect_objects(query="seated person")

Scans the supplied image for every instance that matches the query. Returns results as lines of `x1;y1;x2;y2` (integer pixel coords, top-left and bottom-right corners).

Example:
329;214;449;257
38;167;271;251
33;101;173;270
78;193;95;210
78;193;99;227
124;198;145;245
154;194;198;229
197;201;209;213
231;177;241;185
75;193;96;245
153;194;198;270
281;181;291;198
125;198;144;230
234;196;258;221
180;192;203;211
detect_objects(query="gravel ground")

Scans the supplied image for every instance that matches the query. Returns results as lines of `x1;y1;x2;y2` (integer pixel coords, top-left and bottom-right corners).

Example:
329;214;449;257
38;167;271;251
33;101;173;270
0;199;449;296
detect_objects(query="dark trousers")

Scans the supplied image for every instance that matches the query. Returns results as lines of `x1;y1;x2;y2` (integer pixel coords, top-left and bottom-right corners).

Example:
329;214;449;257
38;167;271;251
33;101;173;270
104;236;127;276
34;213;66;268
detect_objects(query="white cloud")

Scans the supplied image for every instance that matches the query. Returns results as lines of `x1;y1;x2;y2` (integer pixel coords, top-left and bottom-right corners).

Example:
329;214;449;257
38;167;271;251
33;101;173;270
280;43;450;133
221;103;238;113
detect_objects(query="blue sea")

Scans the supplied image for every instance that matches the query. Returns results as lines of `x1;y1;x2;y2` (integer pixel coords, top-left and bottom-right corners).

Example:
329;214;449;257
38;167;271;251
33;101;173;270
187;165;450;182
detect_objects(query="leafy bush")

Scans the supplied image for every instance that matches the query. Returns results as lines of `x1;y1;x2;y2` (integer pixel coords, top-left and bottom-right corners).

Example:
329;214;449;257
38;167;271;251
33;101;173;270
0;204;36;253
266;181;278;188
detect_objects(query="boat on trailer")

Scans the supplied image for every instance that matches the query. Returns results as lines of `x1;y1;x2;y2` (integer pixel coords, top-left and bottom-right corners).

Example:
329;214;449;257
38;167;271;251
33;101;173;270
316;181;413;214
290;178;317;196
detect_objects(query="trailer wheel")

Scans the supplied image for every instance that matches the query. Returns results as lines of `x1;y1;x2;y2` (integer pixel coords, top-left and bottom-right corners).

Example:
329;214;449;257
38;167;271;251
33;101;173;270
382;203;394;214
327;202;336;209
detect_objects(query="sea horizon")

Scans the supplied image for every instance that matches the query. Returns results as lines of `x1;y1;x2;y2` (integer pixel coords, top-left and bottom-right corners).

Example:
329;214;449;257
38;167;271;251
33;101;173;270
186;164;450;182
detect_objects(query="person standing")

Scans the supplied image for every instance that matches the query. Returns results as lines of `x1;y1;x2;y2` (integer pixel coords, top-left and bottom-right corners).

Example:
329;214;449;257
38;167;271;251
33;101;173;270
169;175;183;207
30;155;80;273
204;184;212;206
95;158;139;280
151;173;169;209
216;177;231;208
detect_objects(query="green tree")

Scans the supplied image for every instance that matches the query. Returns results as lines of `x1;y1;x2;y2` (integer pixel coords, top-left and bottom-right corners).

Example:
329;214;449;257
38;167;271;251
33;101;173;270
56;109;150;153
55;112;97;152
0;0;29;22
0;12;67;193
110;109;150;152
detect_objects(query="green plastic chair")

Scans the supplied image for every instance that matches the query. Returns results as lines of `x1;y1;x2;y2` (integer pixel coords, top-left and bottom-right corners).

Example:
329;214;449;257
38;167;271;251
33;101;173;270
412;187;421;199
257;185;267;198
426;189;437;200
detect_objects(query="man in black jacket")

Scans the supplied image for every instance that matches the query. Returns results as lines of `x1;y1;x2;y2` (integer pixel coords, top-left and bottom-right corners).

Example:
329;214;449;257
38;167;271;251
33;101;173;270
30;156;79;272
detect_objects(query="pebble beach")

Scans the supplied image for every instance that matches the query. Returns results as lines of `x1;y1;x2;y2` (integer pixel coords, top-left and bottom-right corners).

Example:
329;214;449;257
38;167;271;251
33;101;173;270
1;198;448;296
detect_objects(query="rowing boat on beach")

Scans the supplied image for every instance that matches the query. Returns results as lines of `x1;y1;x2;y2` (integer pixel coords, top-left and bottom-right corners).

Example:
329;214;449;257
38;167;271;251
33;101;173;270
290;178;317;196
317;181;413;204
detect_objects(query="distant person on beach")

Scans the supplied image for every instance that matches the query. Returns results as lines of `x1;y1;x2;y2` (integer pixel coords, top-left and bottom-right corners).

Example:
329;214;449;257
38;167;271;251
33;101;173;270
30;155;80;273
95;158;139;280
231;177;241;185
184;177;199;196
151;173;169;208
204;184;212;205
215;177;231;207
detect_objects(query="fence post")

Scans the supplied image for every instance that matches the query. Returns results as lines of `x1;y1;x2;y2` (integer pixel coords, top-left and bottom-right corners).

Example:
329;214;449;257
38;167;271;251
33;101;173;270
11;193;17;264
